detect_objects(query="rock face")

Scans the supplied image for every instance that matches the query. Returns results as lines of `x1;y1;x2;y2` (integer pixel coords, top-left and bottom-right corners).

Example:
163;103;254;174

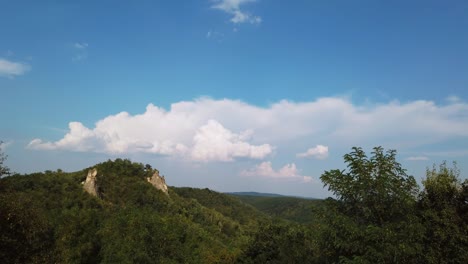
83;168;99;197
147;170;169;195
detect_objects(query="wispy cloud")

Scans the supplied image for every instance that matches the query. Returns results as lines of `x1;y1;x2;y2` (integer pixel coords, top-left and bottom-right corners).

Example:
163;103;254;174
422;150;468;157
406;156;429;161
206;30;224;42
0;58;30;78
212;0;261;24
446;95;462;104
241;161;313;183
297;145;329;159
72;42;88;61
74;43;88;49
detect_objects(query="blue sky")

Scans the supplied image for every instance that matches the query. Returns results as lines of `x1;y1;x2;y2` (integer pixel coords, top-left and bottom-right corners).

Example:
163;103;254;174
1;0;468;197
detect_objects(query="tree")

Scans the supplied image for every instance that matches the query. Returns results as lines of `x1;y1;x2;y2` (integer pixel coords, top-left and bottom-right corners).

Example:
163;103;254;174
0;191;55;263
318;147;422;263
0;141;11;177
419;162;468;263
237;221;318;263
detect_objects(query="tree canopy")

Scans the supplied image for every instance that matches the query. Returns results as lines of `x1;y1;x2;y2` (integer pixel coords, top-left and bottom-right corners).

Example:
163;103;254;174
419;162;468;263
1;147;467;263
319;147;423;263
0;141;11;177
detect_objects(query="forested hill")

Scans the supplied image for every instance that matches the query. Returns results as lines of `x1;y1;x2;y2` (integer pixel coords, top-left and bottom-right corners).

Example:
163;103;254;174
228;194;323;224
0;159;317;263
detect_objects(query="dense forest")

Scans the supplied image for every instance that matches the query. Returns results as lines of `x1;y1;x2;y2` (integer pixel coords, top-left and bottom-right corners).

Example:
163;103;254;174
0;146;467;263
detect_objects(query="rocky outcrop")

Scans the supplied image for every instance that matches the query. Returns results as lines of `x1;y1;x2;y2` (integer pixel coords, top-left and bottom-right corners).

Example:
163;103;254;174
147;170;169;195
82;168;100;197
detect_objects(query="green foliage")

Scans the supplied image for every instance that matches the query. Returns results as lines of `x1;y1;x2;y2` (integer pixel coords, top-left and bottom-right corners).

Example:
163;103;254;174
319;147;423;263
54;207;102;263
0;191;54;263
0;159;265;263
0;141;11;177
232;195;323;224
98;209;191;263
321;147;419;225
422;162;461;208
419;162;468;263
92;159;170;209
1;153;467;263
461;179;468;222
174;187;266;227
238;221;319;264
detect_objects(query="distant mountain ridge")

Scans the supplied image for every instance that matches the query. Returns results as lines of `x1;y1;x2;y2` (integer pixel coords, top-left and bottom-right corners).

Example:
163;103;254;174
226;192;323;224
225;191;285;197
226;191;318;200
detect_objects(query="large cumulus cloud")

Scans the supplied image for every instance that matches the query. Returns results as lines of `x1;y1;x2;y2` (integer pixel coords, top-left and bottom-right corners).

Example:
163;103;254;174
28;97;468;162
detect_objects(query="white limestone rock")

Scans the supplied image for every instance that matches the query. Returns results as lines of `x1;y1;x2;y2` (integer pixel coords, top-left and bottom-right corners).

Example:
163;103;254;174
83;168;99;197
147;170;169;195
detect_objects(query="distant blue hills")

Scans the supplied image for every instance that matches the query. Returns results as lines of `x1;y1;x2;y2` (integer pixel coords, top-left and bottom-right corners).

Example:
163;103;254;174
226;191;318;200
225;191;285;197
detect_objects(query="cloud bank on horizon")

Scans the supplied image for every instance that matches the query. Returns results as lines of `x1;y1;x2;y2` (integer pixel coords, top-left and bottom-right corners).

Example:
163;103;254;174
28;97;468;164
242;161;313;183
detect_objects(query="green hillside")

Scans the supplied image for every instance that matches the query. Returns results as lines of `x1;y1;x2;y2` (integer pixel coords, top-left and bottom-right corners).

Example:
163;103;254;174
172;187;268;227
229;194;323;224
1;147;468;263
0;159;317;263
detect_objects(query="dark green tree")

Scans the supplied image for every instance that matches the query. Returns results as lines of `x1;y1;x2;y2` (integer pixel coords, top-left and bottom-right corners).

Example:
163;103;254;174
460;179;468;224
238;221;318;264
318;147;422;263
0;141;11;177
0;191;55;263
419;162;468;263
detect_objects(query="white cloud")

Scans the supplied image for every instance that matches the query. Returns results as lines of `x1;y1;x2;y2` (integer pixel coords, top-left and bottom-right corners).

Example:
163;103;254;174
406;156;429;161
28;97;468;161
0;58;30;77
72;42;88;61
28;122;98;151
212;0;261;24
297;145;329;159
28;103;273;162
191;120;272;161
241;161;313;183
